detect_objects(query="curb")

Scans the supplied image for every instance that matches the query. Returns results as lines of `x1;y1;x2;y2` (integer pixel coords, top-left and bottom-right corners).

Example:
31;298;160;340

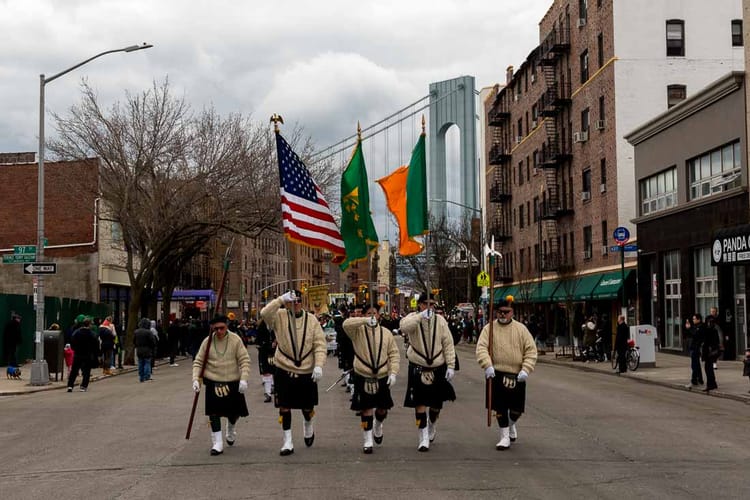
536;356;750;405
0;357;189;396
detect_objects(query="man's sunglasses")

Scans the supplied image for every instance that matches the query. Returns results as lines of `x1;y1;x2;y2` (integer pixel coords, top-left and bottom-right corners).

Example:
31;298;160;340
497;309;512;315
212;325;227;331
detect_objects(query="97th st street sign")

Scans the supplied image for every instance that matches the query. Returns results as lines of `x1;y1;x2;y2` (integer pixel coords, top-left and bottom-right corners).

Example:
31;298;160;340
23;263;57;275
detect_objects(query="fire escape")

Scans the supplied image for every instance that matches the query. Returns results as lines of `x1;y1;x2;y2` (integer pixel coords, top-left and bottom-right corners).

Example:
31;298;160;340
537;25;572;272
487;90;513;283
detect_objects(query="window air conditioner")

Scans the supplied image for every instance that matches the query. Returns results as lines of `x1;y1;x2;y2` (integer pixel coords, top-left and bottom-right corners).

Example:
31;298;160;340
531;73;537;83
595;120;606;130
581;191;591;201
601;245;609;256
578;18;587;28
584;248;592;259
531;120;537;129
573;131;589;143
516;136;523;144
600;183;606;193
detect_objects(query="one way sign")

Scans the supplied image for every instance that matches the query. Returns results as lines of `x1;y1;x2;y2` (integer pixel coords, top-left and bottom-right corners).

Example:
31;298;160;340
23;263;57;275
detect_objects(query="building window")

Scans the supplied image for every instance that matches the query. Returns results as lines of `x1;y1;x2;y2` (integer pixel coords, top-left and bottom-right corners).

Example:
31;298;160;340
519;248;525;273
580;49;589;83
732;19;743;47
582;168;592;196
581;108;590;132
667;84;686;108
666;20;685;57
526;201;531;227
640;167;677;216
688;141;742;201
663;250;682;349
533;196;539;222
518;161;524;186
519;204;525;229
579;0;587;20
583;226;592;259
694;247;718;318
597;33;604;67
600;158;607;191
111;222;123;243
526;156;531;180
601;220;608;247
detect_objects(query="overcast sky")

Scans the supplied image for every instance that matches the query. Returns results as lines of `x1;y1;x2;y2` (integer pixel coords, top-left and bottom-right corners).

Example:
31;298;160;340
1;0;552;239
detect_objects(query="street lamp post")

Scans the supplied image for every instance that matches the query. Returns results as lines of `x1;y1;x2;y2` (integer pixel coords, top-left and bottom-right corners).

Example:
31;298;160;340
31;43;152;386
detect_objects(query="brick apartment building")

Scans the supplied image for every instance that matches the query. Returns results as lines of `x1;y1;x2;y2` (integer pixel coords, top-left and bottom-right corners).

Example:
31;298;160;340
484;0;743;337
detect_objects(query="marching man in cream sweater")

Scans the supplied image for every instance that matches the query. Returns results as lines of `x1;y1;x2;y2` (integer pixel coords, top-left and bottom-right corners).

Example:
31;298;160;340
261;289;327;456
343;303;400;454
476;295;537;450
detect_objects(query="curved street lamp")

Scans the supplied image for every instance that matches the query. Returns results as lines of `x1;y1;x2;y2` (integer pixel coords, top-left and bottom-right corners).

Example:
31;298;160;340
31;43;153;386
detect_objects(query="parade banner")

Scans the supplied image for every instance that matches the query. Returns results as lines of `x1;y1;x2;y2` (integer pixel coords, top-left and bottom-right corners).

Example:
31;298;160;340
306;284;330;314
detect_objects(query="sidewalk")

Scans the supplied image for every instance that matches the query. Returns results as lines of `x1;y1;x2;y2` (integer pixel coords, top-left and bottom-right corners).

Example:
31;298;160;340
535;348;750;404
0;356;189;396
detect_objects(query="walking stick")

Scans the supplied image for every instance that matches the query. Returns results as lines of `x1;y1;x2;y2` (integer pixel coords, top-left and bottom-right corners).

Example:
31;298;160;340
487;254;495;428
185;330;214;440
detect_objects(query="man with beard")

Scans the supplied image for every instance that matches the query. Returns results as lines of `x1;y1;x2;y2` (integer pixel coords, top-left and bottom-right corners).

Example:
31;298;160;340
261;290;327;456
343;303;400;454
476;295;537;450
399;293;456;452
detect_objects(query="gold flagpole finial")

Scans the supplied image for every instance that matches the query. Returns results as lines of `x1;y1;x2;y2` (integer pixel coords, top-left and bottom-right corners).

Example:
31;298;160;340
270;114;284;133
421;115;426;134
357;121;362;140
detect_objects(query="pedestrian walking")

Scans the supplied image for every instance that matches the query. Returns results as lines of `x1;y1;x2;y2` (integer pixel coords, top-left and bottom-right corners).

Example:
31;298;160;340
475;295;537;450
701;313;721;392
191;315;250;456
63;343;74;379
67;317;99;392
98;319;115;376
134;318;157;382
261;290;327;456
399;292;456;452
2;312;22;367
742;349;750;393
684;316;704;386
343;303;400;454
614;315;630;374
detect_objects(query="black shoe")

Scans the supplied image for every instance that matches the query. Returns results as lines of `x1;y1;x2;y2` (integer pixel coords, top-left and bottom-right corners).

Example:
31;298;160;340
210;448;223;456
264;393;272;403
67;387;73;392
418;445;429;452
280;448;294;456
373;434;383;445
363;446;373;454
304;434;315;447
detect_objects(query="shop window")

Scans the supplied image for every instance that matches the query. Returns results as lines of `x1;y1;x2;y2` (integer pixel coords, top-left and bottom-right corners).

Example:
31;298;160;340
640;166;677;215
688;140;742;201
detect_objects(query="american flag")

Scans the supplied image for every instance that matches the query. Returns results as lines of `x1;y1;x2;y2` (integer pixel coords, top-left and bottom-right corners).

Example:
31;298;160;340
275;132;345;262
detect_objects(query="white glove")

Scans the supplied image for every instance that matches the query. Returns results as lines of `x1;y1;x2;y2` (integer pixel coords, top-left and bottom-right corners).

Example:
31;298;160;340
484;366;496;379
421;309;433;320
238;380;248;394
445;367;455;382
517;369;529;382
192;380;200;393
367;316;378;327
281;291;296;303
311;366;323;383
387;373;397;386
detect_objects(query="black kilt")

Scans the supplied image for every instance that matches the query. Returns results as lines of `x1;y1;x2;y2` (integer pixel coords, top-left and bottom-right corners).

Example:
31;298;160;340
274;368;319;409
485;371;526;414
350;373;394;411
204;379;249;418
257;347;276;375
403;362;456;409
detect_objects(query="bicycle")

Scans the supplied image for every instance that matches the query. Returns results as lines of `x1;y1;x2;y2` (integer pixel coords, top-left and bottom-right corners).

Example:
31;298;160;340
611;340;640;372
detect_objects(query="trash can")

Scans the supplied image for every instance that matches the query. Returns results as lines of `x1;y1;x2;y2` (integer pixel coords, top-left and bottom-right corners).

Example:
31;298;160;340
43;330;65;381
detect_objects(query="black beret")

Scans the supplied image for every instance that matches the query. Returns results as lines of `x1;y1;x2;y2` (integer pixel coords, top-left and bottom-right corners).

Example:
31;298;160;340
210;315;229;325
418;292;436;304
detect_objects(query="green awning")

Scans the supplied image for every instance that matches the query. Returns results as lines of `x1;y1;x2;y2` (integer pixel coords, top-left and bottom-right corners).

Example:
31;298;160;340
494;285;518;303
590;270;633;300
528;280;561;303
551;273;604;301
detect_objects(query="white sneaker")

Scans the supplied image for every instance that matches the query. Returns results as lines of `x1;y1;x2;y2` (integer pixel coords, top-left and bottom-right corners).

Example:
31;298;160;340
169;363;179;367
226;422;237;446
363;430;374;454
417;427;430;452
427;420;437;442
496;427;511;450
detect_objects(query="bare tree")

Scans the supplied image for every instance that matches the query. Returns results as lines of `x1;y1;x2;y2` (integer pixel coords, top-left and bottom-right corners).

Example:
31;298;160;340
47;79;311;361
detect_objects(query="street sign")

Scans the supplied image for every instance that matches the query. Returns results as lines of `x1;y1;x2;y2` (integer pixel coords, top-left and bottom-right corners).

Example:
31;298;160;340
476;271;490;287
610;245;621;252
623;244;638;252
23;263;57;275
14;245;37;255
613;226;630;244
3;254;36;264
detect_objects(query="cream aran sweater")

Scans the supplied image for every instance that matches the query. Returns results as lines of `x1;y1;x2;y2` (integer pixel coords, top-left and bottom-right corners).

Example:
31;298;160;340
192;332;251;382
399;312;455;369
260;297;326;374
476;319;537;375
342;317;400;379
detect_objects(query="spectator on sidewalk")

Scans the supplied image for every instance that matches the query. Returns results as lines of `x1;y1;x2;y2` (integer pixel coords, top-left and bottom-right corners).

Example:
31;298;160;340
63;343;74;379
98;319;116;376
743;349;750;393
614;315;629;374
2;312;22;367
685;316;704;386
67;317;99;392
134;318;157;382
701;314;721;393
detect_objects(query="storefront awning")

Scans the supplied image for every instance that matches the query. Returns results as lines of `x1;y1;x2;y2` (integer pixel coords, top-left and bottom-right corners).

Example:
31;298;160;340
528;280;561;303
712;224;750;266
590;270;633;300
157;289;216;302
551;273;604;301
493;285;518;303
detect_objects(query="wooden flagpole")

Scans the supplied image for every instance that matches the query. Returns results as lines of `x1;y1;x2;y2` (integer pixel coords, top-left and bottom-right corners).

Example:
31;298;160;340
487;251;495;427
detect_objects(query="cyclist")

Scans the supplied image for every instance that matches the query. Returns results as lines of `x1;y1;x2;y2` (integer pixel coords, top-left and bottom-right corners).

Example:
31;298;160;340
614;315;630;374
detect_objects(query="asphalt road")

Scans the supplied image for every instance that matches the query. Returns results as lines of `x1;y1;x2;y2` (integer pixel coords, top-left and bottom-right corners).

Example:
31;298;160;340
1;343;749;499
